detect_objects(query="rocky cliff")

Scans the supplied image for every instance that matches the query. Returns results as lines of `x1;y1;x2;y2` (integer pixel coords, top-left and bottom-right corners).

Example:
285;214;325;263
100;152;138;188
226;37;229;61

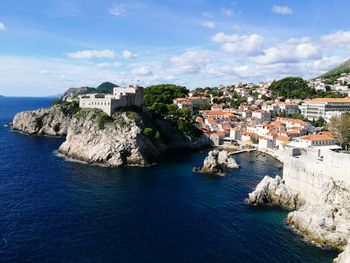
248;148;350;262
58;109;164;167
12;105;71;136
248;176;302;210
12;105;209;167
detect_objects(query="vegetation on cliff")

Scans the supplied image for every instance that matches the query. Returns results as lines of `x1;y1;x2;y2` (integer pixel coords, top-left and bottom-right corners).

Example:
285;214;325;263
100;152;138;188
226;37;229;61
319;58;350;84
144;84;202;138
270;77;346;99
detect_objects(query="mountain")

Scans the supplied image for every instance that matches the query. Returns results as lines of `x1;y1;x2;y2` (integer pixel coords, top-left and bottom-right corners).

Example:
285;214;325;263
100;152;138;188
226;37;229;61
95;82;119;93
319;59;350;80
59;82;119;102
60;86;95;102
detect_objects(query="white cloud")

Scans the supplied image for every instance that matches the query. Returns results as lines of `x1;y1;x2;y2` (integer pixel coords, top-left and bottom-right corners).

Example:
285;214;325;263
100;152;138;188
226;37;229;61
109;4;126;17
132;66;152;76
169;49;211;75
122;50;138;59
202;12;213;18
97;62;122;68
255;41;321;64
202;21;216;29
272;5;292;15
212;32;264;56
220;8;234;16
0;22;5;31
67;49;116;59
321;31;350;50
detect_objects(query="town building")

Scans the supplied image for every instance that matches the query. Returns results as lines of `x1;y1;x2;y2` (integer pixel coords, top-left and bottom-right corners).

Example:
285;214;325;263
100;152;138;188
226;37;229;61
173;98;194;113
288;132;338;149
300;98;350;122
79;85;144;116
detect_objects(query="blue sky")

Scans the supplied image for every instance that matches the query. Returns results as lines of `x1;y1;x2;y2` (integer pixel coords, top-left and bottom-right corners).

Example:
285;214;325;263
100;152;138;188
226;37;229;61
1;0;350;96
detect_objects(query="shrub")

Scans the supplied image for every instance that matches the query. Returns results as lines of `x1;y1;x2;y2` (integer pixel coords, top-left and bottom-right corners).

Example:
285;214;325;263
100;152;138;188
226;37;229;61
143;127;161;143
51;98;61;106
127;111;140;121
97;114;113;129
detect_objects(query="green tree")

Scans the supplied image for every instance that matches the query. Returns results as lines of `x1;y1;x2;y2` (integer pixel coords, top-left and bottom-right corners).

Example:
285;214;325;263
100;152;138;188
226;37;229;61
327;113;350;150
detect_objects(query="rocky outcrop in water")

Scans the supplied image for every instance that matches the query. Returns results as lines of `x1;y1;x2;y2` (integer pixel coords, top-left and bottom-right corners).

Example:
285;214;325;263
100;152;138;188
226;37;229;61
12;105;210;167
287;178;350;250
193;150;239;176
334;241;350;262
12;105;71;136
249;175;350;250
248;176;302;210
58;109;163;167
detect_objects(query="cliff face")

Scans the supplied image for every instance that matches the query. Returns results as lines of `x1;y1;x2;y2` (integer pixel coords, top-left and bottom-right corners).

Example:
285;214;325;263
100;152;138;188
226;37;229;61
248;176;302;210
58;109;164;167
12;106;209;167
249;148;350;261
12;106;71;136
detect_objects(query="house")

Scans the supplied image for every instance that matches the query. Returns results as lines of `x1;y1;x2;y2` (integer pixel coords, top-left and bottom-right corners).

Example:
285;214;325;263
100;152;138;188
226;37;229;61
175;100;193;114
252;110;271;121
258;136;273;149
289;132;337;148
210;132;225;146
230;128;243;141
275;136;290;148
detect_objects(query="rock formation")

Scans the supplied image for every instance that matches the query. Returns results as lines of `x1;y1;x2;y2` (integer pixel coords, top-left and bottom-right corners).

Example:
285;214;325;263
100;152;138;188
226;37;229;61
12;105;71;136
58;109;163;167
248;176;302;210
193;150;239;176
334;241;350;262
12;105;209;167
248;148;350;261
60;87;95;102
287;177;350;250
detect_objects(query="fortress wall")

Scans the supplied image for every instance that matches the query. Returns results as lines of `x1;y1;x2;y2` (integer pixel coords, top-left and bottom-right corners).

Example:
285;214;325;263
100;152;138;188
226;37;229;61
283;148;350;201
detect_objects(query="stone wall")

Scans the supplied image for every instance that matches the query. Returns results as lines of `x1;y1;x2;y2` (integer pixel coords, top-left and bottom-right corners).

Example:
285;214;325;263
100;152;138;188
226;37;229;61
283;148;350;201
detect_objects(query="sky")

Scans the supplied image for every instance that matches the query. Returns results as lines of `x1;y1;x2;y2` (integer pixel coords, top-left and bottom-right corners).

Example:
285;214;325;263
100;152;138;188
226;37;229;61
1;0;350;96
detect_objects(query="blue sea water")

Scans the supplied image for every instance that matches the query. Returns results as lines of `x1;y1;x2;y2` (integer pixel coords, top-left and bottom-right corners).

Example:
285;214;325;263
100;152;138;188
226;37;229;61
0;97;337;262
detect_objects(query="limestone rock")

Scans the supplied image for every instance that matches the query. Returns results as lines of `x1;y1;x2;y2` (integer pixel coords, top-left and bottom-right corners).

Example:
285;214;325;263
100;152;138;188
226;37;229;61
334;241;350;262
248;175;302;210
58;110;162;167
12;103;210;167
287;178;350;250
12;105;70;136
60;87;95;102
194;150;239;176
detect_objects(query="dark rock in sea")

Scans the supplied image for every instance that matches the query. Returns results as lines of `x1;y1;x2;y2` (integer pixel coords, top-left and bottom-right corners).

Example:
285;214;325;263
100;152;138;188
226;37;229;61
193;149;239;176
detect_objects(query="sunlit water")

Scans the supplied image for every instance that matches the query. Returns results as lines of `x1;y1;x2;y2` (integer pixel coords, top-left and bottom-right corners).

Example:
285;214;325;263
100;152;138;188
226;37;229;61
0;97;337;262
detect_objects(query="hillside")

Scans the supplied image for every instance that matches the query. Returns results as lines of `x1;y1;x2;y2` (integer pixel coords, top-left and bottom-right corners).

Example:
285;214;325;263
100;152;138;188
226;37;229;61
96;82;119;93
319;58;350;80
60;82;119;102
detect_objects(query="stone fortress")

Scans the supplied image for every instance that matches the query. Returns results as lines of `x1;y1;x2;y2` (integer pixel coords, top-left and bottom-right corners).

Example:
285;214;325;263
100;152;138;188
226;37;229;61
79;85;144;116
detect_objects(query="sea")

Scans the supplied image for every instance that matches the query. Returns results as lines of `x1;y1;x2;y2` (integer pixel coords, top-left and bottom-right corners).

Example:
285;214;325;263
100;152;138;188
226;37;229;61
0;97;338;262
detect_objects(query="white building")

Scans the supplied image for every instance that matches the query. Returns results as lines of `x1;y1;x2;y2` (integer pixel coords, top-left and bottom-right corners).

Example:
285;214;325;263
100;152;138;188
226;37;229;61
252;110;271;121
79;85;144;116
300;98;350;122
230;128;243;141
288;132;337;148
